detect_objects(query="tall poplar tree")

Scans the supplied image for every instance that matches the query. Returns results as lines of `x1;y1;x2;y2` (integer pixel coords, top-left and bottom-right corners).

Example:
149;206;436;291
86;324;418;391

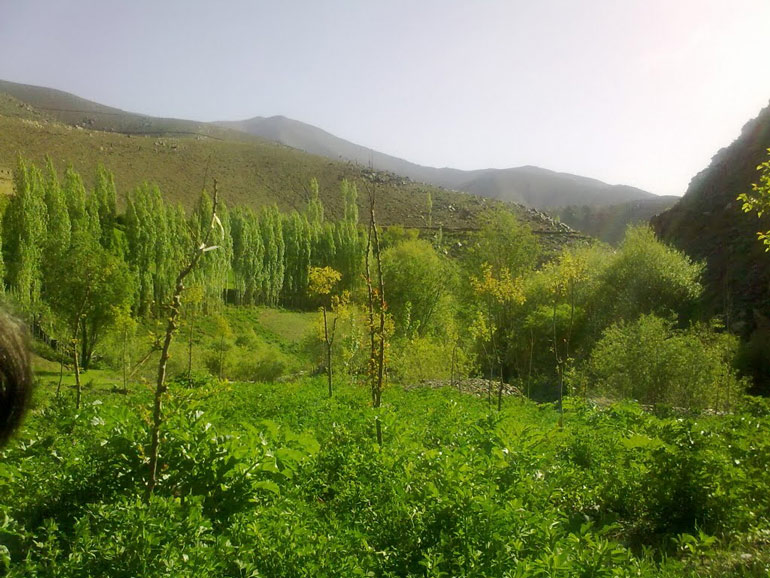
3;157;47;313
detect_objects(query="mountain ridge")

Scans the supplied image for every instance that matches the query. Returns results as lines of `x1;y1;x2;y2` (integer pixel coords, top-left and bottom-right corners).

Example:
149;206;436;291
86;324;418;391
0;79;583;242
0;78;655;211
216;114;658;209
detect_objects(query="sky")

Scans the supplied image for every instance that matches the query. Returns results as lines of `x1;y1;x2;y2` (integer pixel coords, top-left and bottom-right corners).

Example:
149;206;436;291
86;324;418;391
1;0;770;196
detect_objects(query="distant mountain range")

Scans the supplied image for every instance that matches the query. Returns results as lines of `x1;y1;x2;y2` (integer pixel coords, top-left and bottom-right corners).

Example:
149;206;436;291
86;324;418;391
0;78;659;212
0;79;572;237
217;115;658;210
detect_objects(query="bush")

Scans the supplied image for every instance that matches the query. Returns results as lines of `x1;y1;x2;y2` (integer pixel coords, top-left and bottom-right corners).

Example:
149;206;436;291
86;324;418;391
390;336;475;385
577;315;745;410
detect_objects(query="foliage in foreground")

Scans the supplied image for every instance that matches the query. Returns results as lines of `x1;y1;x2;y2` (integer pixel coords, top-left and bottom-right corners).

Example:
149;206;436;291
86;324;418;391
1;380;769;577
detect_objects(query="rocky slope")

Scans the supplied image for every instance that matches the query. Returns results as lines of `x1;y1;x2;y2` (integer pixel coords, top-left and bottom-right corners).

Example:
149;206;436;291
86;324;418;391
652;100;770;392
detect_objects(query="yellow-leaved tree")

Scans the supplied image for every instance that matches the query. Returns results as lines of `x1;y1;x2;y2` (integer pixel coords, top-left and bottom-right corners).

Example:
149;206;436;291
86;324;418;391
308;266;345;398
470;263;526;410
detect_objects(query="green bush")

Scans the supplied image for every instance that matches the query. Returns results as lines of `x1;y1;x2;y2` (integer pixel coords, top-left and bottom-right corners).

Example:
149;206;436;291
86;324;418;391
390;335;475;385
577;315;745;410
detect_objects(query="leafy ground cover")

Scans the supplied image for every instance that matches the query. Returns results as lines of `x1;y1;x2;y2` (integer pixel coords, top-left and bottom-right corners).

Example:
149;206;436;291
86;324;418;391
2;377;769;577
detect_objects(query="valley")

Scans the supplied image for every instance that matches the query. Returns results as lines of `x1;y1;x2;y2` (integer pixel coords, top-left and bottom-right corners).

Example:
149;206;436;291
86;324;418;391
0;77;768;577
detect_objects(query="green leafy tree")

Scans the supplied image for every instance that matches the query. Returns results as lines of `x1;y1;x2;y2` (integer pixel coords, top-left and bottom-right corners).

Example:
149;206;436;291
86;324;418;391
466;209;540;278
305;177;324;228
93;164;118;251
308;266;344;397
282;211;313;307
381;238;450;336
261;205;285;306
470;263;526;409
541;249;590;420
46;231;134;403
112;303;137;392
593;225;703;330
3;157;47;312
62;166;91;236
207;315;233;380
230;207;264;305
42;158;71;257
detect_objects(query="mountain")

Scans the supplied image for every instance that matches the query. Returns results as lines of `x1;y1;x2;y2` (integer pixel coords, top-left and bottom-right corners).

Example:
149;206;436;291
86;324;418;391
0;79;579;239
0;78;237;139
652;100;770;393
218;115;658;210
0;78;657;211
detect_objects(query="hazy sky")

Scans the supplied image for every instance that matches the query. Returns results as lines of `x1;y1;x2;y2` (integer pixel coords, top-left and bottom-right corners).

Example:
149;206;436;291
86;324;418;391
2;0;770;196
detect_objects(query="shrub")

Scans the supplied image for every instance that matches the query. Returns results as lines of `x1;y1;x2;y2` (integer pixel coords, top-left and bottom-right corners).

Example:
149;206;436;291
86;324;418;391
389;335;475;385
577;315;745;410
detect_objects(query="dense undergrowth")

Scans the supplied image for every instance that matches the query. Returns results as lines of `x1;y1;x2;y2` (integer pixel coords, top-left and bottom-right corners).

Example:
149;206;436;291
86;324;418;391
2;379;769;577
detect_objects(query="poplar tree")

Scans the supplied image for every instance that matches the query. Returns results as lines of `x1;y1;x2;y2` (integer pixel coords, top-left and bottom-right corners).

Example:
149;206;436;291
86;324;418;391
190;192;231;310
260;206;285;306
93;164;118;250
42;158;71;256
305;177;324;229
63;166;89;235
125;185;158;315
282;211;312;307
231;207;264;305
336;180;362;292
3;157;47;313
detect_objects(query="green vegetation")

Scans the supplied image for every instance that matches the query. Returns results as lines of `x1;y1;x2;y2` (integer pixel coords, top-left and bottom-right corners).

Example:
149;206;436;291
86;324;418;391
2;378;769;576
0;156;765;575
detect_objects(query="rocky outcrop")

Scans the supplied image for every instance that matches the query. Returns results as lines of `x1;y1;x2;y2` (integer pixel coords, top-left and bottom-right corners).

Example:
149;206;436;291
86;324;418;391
651;101;770;393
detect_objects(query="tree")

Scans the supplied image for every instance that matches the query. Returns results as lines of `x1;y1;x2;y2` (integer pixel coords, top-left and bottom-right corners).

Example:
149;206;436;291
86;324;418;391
381;239;449;336
112;304;137;392
46;231;134;405
146;185;222;501
541;249;589;422
364;183;387;446
209;315;233;380
92;164;118;251
593;225;703;331
308;266;344;397
3;157;47;312
470;263;526;409
466;209;540;278
738;147;770;249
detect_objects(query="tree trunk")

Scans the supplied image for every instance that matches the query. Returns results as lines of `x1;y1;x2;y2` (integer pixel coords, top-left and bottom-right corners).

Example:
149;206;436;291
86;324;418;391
73;326;82;410
450;341;457;390
80;318;89;372
365;183;386;446
187;315;195;382
146;182;220;502
122;328;129;391
497;363;504;412
323;306;332;398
